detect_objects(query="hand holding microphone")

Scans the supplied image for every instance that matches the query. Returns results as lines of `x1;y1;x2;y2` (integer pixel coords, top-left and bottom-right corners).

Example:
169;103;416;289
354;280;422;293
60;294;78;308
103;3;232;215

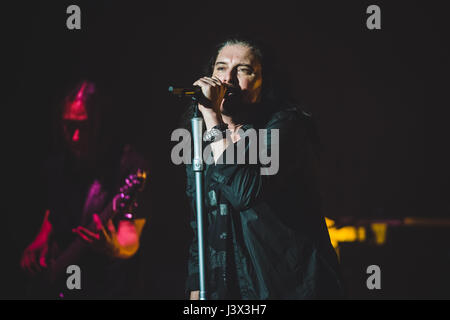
192;76;229;115
169;77;240;129
169;77;237;112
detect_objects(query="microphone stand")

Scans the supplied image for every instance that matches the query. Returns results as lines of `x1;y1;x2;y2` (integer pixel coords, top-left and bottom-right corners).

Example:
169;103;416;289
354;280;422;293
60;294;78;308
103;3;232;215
190;97;207;300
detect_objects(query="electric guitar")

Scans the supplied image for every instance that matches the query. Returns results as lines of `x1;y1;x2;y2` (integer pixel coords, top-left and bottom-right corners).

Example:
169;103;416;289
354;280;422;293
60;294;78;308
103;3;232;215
29;169;148;298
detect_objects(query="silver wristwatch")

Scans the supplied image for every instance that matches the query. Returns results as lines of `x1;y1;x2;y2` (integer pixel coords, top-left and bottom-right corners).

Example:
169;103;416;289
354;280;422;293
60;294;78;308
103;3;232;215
203;123;228;142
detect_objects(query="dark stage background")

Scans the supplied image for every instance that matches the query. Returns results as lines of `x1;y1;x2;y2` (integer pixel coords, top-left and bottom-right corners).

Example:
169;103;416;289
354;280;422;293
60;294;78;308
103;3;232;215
2;1;449;299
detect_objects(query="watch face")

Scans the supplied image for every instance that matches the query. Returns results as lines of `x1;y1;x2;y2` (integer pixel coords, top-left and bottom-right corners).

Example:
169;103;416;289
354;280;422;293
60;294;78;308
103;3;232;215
204;128;224;142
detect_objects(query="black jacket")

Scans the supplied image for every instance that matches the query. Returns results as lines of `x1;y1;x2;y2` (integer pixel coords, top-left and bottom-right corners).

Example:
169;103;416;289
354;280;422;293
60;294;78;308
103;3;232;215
186;105;345;299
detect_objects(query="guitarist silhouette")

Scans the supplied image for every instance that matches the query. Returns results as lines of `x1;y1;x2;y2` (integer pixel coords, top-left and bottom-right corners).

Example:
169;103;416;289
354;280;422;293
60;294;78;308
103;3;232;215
20;81;150;299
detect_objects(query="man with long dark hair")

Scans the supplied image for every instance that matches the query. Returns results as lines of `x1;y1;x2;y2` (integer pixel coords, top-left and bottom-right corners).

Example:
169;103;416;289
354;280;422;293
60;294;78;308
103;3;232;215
185;36;344;299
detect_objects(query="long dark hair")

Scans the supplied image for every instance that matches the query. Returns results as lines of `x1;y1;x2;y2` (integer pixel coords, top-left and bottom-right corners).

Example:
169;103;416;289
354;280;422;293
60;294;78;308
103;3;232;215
52;80;99;152
180;35;299;129
51;80;123;184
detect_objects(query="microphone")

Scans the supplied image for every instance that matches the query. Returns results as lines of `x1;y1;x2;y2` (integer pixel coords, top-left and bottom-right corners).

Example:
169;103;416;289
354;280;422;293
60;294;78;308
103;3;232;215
168;85;240;98
168;85;241;109
168;86;202;98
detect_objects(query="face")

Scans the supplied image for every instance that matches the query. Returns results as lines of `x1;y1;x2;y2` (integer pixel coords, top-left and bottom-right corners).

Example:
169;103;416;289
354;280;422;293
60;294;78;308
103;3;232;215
62;99;90;159
212;43;262;110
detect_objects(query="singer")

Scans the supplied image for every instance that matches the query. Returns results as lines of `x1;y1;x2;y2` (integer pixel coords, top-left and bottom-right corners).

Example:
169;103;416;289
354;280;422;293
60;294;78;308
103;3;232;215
183;36;345;299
